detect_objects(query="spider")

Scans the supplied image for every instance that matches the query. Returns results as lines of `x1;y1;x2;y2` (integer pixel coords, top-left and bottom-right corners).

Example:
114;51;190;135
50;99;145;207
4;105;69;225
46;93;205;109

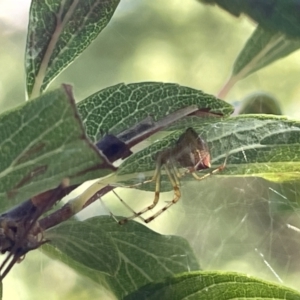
114;127;228;224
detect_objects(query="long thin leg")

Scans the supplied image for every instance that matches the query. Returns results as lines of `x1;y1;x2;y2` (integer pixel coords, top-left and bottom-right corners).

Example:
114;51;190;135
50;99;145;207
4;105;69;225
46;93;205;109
117;161;163;224
112;190;147;224
191;154;228;181
170;161;182;179
143;154;228;223
116;139;229;224
97;193;143;223
144;165;181;223
126;159;162;188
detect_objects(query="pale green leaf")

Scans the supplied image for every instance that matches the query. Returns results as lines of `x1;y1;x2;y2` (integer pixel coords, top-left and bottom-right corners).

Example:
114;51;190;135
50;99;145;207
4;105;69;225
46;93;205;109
233;26;300;78
219;26;300;97
125;271;300;300
26;0;120;98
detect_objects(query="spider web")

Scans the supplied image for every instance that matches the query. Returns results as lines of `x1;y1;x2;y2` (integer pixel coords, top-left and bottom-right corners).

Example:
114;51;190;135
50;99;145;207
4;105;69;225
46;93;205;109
180;177;299;286
88;115;300;294
106;172;300;291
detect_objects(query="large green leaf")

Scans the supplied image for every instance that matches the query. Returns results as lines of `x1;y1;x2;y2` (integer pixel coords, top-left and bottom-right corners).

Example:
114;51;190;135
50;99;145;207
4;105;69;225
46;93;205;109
125;271;300;300
116;115;300;190
25;0;120;99
77;82;234;142
43;216;200;299
0;85;114;211
43;217;120;276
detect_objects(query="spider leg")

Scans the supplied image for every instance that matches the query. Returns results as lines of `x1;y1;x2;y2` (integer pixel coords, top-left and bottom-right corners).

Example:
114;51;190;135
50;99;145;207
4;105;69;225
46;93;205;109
171;162;182;179
112;190;147;224
117;161;163;224
126;159;162;189
97;194;131;223
144;164;181;223
191;154;228;181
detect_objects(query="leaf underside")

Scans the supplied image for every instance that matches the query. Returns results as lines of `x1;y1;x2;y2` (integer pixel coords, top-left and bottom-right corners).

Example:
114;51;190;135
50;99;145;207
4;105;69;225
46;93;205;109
0;85;114;211
43;216;200;299
116;115;300;192
77;82;234;142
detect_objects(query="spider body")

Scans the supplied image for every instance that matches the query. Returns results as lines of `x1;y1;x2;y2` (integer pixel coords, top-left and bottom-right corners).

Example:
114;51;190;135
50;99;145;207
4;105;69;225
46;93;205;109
157;127;211;171
117;127;227;224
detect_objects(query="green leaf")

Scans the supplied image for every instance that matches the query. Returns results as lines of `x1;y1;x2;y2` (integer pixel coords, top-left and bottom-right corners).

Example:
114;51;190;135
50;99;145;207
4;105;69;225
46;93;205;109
233;26;300;79
77;82;233;142
199;0;300;37
25;0;120;99
219;26;300;97
116;115;300;190
125;271;300;300
43;216;200;298
42;217;120;276
0;85;114;210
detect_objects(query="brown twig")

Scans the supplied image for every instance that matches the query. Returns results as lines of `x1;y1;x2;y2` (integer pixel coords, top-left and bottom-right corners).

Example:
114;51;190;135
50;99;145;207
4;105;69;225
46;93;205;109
39;184;115;231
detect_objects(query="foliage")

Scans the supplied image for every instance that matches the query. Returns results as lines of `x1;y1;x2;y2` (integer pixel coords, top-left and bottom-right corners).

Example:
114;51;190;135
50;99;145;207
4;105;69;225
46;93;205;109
1;0;300;299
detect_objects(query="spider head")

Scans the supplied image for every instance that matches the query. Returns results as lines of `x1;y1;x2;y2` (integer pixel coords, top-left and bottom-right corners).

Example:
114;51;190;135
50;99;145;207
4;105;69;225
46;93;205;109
172;128;212;169
192;134;211;170
191;149;211;170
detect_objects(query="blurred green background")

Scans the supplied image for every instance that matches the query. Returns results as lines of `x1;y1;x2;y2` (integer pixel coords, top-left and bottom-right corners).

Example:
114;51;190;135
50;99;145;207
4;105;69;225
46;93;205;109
1;0;300;299
2;0;300;115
